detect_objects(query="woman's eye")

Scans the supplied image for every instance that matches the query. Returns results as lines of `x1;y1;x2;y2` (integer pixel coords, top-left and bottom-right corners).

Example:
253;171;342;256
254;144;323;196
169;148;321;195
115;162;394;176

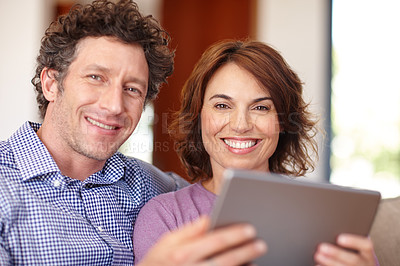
215;103;230;109
254;105;270;111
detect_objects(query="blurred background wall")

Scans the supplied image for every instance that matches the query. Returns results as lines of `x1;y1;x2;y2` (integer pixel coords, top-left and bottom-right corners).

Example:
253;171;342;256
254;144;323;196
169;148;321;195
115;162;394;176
1;0;398;198
0;0;52;141
154;0;331;185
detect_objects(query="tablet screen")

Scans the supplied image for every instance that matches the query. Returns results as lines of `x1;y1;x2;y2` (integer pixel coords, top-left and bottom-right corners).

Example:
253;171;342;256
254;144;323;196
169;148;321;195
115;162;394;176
210;169;381;265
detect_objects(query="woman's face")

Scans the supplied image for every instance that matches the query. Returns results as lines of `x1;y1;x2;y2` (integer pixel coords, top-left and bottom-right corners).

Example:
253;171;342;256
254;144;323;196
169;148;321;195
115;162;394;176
201;62;280;179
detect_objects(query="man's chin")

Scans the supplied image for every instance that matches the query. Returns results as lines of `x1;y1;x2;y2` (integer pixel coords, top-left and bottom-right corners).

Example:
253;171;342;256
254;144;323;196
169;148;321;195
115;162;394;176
77;143;120;161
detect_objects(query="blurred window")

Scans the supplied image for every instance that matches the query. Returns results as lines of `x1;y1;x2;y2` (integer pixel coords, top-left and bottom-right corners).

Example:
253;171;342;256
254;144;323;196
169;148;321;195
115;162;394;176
119;104;154;164
331;0;400;198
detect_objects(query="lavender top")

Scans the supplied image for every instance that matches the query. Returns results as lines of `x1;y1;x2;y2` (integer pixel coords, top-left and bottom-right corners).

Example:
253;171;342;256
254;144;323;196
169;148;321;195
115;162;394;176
133;182;217;263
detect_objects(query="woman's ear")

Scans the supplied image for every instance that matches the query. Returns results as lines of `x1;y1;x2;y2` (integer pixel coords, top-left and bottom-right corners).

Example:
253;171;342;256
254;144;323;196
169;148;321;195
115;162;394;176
40;68;60;102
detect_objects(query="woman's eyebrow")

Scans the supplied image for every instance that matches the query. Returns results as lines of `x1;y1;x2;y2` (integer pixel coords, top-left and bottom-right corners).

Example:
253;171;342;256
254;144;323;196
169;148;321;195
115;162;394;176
209;94;272;102
252;97;273;103
209;94;232;101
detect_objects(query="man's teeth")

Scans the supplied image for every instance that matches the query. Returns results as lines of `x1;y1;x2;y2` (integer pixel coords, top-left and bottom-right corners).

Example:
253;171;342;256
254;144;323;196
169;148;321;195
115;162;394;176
87;117;116;130
224;139;256;149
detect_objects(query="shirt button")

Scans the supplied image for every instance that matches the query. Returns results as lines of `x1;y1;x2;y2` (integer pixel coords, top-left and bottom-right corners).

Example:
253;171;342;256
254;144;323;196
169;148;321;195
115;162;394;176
54;180;61;187
97;226;103;232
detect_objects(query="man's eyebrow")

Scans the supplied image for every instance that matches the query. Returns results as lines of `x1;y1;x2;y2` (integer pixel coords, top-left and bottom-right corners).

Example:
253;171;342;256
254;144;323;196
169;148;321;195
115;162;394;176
85;64;110;72
84;64;147;88
209;94;272;103
125;76;148;88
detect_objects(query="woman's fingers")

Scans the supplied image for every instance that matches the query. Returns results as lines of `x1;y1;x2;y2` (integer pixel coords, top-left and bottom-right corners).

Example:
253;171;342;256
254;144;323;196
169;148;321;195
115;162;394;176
139;216;267;266
314;234;377;266
168;219;266;264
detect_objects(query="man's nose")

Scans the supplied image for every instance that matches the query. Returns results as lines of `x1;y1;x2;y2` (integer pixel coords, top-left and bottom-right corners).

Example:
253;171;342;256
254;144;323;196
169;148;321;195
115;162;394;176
99;85;124;115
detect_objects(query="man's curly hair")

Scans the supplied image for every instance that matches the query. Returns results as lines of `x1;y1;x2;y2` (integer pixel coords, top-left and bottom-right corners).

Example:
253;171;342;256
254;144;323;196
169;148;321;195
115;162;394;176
32;0;174;119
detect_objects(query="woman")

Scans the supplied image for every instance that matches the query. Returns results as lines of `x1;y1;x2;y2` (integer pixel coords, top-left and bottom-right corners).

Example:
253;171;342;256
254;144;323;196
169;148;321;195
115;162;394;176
133;40;378;265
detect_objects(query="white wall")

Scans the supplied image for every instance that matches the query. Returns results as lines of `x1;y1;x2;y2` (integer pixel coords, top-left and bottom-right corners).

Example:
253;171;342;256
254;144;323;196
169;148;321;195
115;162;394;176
257;0;331;182
0;0;53;140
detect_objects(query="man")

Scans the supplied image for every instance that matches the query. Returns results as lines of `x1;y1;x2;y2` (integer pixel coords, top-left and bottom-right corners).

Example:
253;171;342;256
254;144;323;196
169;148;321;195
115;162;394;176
0;0;266;265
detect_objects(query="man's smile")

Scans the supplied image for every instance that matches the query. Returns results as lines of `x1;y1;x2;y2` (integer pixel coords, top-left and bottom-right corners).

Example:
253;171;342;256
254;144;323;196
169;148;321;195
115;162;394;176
86;117;118;130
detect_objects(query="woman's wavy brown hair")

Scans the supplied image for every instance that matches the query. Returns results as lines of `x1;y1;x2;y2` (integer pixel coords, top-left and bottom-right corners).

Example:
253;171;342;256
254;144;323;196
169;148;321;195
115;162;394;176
32;0;174;119
169;40;318;182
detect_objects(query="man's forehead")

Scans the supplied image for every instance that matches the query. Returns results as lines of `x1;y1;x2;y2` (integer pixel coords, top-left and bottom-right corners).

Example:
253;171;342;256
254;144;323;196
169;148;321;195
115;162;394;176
74;36;144;58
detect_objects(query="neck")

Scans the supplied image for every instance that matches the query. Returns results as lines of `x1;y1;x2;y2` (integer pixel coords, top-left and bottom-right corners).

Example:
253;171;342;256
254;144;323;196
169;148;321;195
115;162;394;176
202;166;225;195
202;173;224;195
37;124;106;181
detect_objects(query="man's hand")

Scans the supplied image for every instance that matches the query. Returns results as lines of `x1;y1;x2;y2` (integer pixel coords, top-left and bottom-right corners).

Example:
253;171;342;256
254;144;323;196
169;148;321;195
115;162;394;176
138;216;267;266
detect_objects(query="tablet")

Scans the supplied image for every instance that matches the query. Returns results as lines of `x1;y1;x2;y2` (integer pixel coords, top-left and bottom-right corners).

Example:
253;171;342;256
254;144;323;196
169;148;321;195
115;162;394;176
210;169;381;266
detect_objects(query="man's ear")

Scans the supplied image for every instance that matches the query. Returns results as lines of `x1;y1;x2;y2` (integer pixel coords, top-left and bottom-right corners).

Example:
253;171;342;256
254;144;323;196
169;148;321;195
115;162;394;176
40;68;60;102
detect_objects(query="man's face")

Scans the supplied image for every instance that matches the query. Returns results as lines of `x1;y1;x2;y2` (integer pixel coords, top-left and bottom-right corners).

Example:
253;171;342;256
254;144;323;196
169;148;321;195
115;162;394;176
48;36;149;161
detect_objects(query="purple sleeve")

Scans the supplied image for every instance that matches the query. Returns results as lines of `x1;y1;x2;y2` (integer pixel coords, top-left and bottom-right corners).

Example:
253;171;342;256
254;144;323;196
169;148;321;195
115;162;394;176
133;197;178;264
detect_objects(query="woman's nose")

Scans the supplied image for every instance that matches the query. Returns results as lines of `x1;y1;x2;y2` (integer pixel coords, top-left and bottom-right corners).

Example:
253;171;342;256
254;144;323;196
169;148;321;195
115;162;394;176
229;109;253;133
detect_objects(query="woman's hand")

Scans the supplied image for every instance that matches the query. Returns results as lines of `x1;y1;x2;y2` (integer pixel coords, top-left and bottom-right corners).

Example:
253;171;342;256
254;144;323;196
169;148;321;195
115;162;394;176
138;216;267;266
314;234;378;266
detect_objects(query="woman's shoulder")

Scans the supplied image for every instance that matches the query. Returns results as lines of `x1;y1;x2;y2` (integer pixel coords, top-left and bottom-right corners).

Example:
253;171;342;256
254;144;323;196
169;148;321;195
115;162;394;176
137;182;216;226
138;183;197;214
147;182;212;207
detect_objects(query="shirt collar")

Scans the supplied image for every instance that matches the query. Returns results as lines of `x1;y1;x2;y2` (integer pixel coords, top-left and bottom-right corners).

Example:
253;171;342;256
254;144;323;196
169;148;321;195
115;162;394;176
85;153;126;185
9;121;60;181
9;121;127;184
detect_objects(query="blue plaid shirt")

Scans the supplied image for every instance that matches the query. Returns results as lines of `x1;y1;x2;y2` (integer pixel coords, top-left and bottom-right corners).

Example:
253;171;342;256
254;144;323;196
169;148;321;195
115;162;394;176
0;122;185;265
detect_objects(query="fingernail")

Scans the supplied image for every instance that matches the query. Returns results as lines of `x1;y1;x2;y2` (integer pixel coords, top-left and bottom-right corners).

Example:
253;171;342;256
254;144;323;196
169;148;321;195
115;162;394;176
255;240;267;252
244;225;256;237
319;244;329;253
337;235;348;245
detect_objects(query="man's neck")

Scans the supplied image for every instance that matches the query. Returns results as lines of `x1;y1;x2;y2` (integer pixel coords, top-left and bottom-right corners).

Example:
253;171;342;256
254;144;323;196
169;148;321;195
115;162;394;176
36;124;107;181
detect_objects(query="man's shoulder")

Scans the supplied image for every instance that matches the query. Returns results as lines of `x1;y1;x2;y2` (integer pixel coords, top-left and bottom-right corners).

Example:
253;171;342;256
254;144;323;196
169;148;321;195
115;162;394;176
0;139;17;173
0;140;21;221
0;139;9;151
0;139;20;181
0;121;39;168
0;139;12;161
120;154;189;193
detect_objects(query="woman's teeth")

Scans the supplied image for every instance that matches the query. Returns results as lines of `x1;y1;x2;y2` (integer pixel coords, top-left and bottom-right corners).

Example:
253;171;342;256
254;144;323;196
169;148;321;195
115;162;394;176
224;139;256;149
87;117;116;130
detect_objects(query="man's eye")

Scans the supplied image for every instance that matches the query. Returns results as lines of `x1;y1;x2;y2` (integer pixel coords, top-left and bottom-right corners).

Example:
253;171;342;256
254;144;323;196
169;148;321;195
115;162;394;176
215;103;229;109
89;75;101;81
126;87;142;95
